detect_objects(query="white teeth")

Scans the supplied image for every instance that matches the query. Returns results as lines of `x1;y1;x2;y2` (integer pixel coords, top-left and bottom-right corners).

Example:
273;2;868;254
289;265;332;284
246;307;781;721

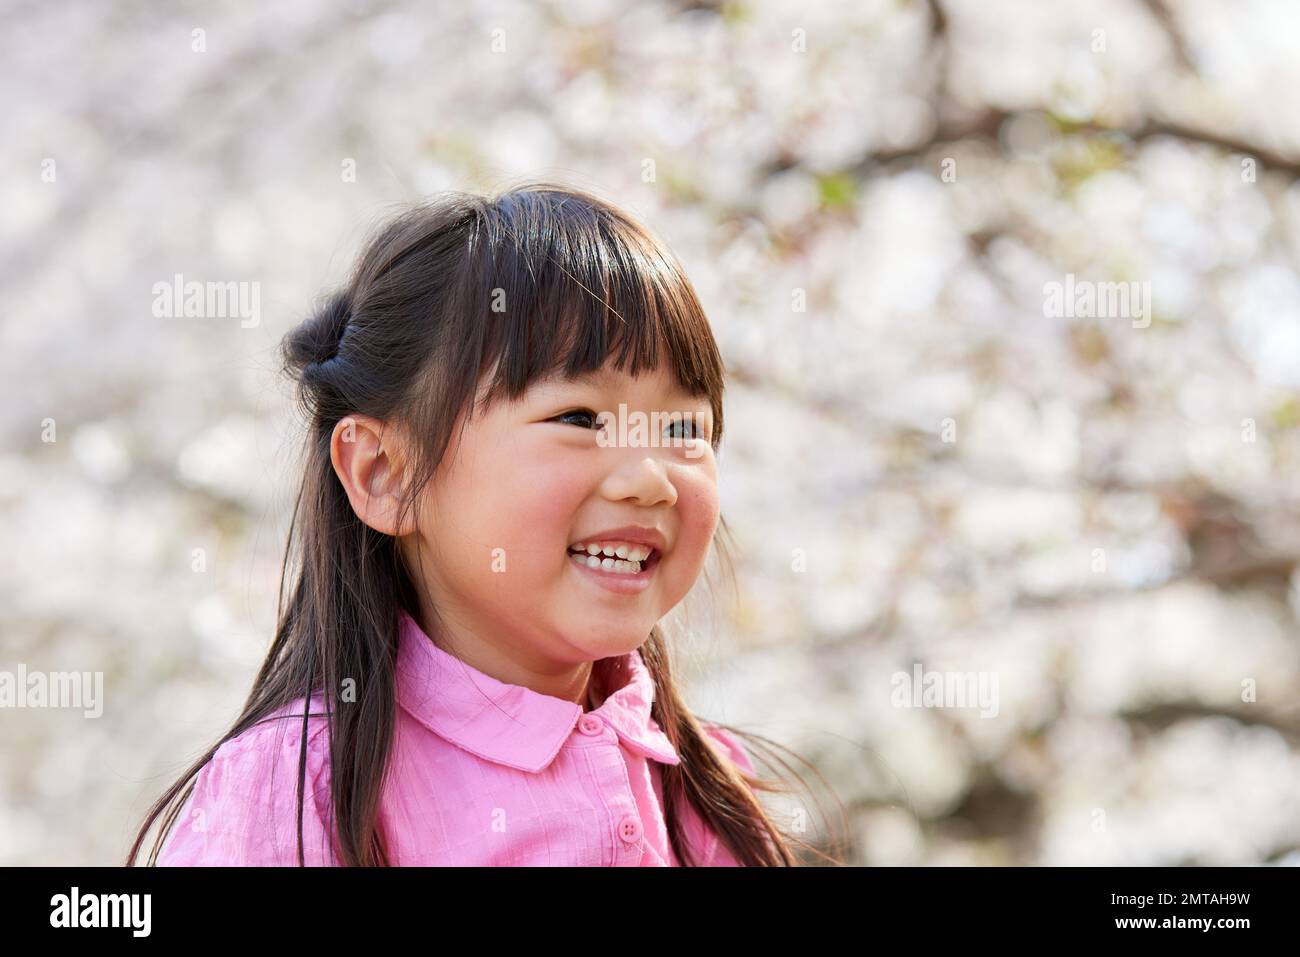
568;552;643;575
569;541;654;563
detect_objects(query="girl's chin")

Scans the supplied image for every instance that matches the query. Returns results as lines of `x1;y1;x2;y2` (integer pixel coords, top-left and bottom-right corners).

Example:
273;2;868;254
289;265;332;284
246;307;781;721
568;629;655;661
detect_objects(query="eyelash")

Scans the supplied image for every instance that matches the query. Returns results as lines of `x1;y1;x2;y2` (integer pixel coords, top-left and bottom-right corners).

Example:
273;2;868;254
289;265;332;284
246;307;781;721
553;408;600;430
552;408;706;440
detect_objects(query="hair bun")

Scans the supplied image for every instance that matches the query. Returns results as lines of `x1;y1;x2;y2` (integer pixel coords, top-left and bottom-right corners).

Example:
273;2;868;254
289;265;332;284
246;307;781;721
284;290;353;376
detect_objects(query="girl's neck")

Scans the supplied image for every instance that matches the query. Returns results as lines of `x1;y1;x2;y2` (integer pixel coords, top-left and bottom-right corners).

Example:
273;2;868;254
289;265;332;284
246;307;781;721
584;671;604;712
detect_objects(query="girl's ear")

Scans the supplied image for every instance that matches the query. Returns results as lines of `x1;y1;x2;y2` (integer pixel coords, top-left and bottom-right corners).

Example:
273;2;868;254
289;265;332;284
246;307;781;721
329;414;418;537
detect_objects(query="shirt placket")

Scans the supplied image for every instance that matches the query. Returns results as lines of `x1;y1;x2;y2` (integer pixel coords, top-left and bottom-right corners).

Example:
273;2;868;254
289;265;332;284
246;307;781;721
574;710;644;866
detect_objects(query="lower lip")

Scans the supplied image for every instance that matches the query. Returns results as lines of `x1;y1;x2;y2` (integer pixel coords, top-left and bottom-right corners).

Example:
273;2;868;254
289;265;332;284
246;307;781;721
567;551;658;595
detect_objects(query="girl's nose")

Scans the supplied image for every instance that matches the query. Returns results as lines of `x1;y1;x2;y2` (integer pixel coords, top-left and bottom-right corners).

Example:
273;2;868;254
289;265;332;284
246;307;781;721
597;454;678;508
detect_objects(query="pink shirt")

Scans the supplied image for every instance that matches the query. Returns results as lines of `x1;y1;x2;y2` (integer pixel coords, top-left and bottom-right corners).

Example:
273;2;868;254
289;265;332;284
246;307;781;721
157;608;755;866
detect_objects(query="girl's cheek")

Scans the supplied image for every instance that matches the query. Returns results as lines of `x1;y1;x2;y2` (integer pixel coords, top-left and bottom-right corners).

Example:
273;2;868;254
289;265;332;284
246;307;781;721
673;463;721;552
499;462;589;545
681;473;722;540
426;458;565;568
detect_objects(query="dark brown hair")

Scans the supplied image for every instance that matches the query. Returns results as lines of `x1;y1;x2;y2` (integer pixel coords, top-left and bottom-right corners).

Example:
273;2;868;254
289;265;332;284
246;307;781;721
128;180;842;867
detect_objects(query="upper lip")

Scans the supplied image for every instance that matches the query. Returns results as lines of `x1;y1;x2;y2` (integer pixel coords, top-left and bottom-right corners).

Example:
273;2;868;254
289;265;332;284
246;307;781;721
569;525;668;554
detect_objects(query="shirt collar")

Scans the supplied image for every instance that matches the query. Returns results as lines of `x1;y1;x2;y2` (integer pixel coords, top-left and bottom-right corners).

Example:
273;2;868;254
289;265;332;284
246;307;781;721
395;608;681;772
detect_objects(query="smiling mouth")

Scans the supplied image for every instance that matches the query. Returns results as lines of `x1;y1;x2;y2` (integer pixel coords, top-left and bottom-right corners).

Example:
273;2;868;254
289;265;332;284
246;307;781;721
566;545;662;576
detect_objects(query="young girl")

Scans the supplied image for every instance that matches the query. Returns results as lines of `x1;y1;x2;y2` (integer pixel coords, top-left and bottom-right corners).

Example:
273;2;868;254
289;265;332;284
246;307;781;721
128;182;809;866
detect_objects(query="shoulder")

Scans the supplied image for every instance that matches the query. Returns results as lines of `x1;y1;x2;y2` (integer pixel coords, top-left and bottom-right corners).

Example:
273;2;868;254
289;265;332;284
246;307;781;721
157;697;337;866
232;696;334;757
204;696;334;787
700;722;757;777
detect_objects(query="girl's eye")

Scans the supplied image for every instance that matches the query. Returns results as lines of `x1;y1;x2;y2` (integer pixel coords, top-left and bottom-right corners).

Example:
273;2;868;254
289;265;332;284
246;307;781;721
665;417;700;440
554;409;600;430
549;408;710;443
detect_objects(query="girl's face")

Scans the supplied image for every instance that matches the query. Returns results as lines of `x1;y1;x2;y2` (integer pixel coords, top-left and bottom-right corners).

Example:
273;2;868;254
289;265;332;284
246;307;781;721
401;360;719;671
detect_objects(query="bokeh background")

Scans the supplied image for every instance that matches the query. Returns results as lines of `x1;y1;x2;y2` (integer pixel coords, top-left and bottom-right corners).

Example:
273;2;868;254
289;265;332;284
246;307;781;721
3;0;1299;866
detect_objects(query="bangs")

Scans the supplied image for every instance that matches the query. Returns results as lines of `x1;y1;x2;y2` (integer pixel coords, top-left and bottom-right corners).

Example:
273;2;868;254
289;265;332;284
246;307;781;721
465;187;725;438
